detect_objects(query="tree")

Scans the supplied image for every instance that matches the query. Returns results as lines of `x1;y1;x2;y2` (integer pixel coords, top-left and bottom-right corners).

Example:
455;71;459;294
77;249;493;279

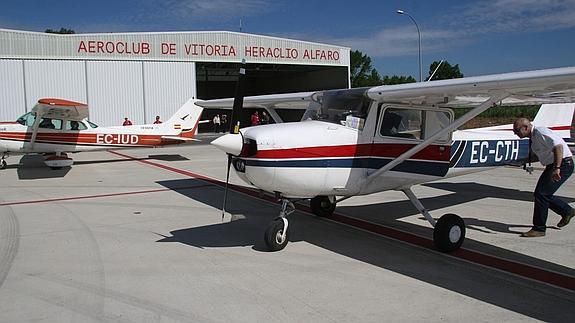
45;28;75;34
427;60;463;81
351;49;418;87
382;75;416;85
350;50;382;87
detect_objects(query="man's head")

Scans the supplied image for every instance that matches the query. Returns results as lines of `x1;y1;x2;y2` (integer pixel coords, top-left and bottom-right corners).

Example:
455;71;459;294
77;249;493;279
513;118;532;138
155;116;160;120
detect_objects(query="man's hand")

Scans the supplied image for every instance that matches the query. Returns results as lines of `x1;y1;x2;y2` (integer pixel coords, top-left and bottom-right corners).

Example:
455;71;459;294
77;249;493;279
552;168;562;182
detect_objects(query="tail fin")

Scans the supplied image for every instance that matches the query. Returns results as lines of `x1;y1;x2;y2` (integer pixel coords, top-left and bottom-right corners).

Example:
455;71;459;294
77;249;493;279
160;98;204;138
533;103;574;142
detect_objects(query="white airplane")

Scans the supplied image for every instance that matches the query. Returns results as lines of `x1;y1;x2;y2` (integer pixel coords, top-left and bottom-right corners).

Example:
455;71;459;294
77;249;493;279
0;98;204;169
202;65;575;252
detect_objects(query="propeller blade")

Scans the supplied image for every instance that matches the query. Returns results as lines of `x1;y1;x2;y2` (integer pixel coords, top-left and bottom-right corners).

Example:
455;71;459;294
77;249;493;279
230;60;246;134
221;154;232;220
221;59;247;220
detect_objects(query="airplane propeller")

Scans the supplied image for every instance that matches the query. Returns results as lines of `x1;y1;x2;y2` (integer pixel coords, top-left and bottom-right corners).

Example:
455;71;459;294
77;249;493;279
220;60;247;220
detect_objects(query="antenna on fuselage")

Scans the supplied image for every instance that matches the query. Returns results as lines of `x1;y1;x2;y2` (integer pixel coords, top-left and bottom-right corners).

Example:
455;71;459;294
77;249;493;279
427;60;444;82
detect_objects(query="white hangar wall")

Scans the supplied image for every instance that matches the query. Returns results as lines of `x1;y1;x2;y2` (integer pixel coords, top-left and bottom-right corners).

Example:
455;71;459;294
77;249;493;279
0;58;196;126
0;29;350;126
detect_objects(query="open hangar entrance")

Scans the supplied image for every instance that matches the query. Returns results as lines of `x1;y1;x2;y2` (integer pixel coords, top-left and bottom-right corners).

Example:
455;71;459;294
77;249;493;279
196;62;349;132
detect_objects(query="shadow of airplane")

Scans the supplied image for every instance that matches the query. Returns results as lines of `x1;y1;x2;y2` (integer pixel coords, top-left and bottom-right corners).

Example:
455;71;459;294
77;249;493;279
13;153;189;180
154;177;575;321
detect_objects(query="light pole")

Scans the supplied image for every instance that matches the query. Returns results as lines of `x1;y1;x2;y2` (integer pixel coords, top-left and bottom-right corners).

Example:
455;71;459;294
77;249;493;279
397;9;422;82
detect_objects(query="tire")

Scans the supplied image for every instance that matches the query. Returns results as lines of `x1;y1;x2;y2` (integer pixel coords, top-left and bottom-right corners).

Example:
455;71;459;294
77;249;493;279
310;196;336;217
264;219;289;251
433;213;465;252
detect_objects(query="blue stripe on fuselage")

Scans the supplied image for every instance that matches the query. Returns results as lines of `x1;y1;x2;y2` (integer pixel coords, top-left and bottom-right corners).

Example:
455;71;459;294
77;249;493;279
244;158;449;176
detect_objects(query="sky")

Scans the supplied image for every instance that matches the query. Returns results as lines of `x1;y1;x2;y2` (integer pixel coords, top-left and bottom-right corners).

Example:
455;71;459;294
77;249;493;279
2;0;575;79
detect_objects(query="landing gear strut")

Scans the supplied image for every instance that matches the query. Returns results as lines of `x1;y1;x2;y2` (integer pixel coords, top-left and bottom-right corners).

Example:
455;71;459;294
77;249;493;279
403;187;466;252
264;199;294;251
0;153;8;170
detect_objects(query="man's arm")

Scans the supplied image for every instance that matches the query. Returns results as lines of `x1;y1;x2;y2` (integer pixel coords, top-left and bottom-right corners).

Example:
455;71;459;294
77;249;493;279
552;144;564;181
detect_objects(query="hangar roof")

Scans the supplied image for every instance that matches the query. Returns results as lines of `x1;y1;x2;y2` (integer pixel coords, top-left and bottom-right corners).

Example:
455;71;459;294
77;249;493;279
0;29;349;67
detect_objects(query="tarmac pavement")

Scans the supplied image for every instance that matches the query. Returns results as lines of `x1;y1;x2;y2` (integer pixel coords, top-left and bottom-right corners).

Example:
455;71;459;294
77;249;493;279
0;137;574;322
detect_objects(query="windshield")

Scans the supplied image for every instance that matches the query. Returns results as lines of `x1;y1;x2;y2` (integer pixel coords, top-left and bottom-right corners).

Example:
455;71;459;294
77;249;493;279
16;112;36;126
301;88;371;130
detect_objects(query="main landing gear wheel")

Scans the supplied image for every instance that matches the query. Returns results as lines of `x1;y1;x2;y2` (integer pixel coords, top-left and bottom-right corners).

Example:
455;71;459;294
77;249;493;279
310;196;336;217
264;219;289;251
433;213;466;252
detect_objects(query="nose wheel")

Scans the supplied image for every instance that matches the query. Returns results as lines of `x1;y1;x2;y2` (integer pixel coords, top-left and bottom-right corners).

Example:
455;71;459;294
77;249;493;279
264;199;294;251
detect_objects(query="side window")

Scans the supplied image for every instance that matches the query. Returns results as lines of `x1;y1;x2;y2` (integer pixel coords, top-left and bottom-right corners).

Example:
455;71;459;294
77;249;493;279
379;107;453;142
39;118;63;130
66;120;87;131
380;108;421;139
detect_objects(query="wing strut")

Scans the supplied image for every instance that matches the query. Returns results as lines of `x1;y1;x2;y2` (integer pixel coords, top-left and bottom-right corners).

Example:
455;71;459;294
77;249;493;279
365;91;510;184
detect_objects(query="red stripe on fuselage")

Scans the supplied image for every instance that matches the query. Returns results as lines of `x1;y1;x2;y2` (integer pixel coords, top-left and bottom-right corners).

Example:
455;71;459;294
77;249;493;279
254;143;450;161
0;131;167;147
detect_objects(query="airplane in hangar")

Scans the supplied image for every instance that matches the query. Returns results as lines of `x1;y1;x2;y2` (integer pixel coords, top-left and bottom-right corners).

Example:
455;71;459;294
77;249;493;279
200;65;575;253
0;98;204;169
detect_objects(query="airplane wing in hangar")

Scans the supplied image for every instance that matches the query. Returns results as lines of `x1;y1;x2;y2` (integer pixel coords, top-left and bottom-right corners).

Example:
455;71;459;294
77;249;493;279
196;91;316;110
32;98;89;121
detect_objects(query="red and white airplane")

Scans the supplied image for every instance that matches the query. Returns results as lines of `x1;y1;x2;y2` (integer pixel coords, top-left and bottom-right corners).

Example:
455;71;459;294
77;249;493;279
0;98;204;169
203;65;575;252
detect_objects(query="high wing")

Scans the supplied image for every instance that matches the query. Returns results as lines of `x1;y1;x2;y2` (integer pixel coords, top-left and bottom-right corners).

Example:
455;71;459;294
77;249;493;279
26;98;89;148
366;66;575;107
32;98;89;121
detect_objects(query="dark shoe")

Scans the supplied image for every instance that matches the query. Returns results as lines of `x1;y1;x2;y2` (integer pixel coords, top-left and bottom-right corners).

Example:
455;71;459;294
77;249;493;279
557;209;575;228
520;229;546;237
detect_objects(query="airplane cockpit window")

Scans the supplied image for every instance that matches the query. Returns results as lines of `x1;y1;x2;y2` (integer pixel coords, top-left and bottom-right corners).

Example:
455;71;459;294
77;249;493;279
39;118;62;130
66;120;87;131
301;88;371;130
16;112;36;126
379;107;453;142
380;108;421;139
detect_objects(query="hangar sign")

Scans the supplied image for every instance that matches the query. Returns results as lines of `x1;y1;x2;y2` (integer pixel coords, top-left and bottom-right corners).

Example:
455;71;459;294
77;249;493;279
1;29;349;66
76;40;341;62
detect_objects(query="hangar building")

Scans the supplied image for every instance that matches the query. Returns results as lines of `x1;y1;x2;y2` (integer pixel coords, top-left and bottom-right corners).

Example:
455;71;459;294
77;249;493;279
0;29;350;128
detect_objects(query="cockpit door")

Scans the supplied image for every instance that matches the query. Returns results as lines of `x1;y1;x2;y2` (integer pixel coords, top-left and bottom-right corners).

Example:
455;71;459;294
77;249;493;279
372;105;453;177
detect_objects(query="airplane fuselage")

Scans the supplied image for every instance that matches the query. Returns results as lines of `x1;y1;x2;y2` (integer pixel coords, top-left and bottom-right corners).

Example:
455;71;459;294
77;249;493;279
0;122;184;154
228;121;530;199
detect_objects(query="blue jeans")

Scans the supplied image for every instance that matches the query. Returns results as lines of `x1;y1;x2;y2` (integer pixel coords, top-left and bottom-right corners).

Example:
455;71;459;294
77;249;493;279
532;157;574;232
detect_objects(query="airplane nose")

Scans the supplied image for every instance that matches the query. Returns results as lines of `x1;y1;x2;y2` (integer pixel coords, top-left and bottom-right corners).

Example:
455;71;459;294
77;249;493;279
211;133;243;156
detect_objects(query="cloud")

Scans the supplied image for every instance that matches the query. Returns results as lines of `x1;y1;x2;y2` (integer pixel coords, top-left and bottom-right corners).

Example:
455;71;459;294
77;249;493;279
144;0;274;22
320;0;575;59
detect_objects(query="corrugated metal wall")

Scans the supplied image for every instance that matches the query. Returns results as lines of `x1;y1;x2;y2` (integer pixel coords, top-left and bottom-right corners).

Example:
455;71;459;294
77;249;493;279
24;60;87;109
0;60;25;121
143;61;196;124
0;59;197;126
87;60;145;126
